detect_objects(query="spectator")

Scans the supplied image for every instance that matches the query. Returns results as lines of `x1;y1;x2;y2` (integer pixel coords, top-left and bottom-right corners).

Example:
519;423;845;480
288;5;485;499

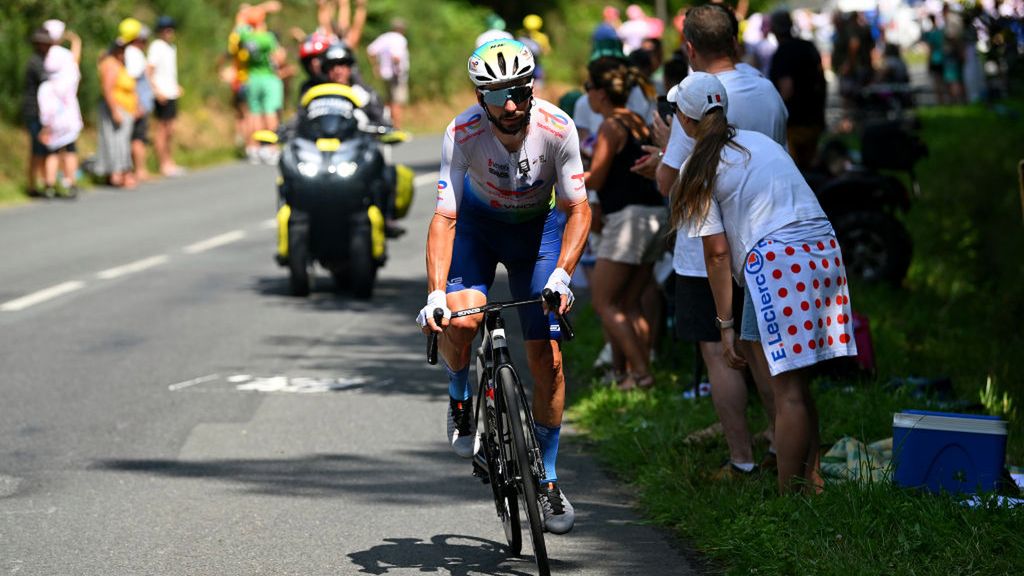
238;6;286;163
768;9;827;171
618;4;656;54
23;28;52;198
517;14;552;89
656;4;788;480
583;57;667;391
124;20;154;182
593;6;622;44
367;18;410;128
149;16;184;177
942;3;966;103
475;13;513;48
669;71;856;493
96;30;139;188
641;37;665;94
921;14;948;104
38;20;83;198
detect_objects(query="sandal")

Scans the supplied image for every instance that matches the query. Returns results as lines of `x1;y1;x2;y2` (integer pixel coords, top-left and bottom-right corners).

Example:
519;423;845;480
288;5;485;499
615;371;635;391
635;373;655;390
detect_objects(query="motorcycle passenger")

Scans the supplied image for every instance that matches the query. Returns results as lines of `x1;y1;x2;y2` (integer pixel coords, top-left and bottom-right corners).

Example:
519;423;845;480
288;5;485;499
417;39;592;535
297;33;330;100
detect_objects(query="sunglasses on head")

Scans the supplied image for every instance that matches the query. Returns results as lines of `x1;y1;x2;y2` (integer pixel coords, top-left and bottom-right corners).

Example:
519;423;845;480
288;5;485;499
481;84;533;106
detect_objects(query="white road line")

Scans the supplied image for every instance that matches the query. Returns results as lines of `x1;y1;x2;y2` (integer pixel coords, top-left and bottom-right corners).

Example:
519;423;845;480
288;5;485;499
95;255;170;280
260;218;277;229
168;374;221;391
183;230;247;254
413;171;440;188
0;281;85;312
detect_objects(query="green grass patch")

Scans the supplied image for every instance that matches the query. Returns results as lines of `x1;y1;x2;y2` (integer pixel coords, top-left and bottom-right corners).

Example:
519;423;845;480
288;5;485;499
563;100;1024;574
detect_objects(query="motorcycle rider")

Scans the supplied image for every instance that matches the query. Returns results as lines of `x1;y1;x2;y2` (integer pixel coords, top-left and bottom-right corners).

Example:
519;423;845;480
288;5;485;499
296;32;330;101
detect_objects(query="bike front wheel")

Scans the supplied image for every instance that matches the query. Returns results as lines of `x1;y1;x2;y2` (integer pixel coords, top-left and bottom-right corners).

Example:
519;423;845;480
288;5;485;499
479;365;522;555
498;366;550;576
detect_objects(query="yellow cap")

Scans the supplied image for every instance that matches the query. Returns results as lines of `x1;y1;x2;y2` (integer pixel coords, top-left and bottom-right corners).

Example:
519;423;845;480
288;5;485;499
523;14;543;31
117;17;142;44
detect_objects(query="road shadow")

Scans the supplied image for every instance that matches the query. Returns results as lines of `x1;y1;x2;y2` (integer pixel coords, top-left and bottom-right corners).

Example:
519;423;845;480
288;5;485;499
347;534;579;575
95;448;488;502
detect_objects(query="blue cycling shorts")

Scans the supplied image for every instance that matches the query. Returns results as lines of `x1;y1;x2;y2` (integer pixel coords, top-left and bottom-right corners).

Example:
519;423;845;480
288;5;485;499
447;208;565;341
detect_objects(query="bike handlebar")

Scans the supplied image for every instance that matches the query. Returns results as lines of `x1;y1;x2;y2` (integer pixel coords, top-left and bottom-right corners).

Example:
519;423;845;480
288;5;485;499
425;289;574;365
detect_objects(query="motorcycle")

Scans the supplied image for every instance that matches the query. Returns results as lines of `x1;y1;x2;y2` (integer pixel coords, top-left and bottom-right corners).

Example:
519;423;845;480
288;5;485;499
257;83;414;299
804;118;927;285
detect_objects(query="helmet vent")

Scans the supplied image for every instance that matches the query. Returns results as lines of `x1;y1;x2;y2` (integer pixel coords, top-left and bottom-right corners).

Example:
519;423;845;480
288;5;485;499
483;62;497;80
497;52;507;75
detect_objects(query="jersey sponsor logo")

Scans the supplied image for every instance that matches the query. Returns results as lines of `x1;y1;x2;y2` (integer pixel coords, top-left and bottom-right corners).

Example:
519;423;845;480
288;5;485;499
487;159;510;178
535;108;569;139
453;114;484;143
485;179;546;198
437;179;448;201
489;197;547;210
531;154;547;165
469;57;481;72
570;172;586;192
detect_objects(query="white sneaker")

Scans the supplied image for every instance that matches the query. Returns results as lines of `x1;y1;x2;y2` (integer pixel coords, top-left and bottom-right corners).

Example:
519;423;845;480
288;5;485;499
592;342;613;369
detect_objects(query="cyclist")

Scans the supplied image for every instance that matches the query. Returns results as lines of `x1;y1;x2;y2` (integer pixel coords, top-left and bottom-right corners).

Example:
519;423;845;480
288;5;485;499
417;39;591;535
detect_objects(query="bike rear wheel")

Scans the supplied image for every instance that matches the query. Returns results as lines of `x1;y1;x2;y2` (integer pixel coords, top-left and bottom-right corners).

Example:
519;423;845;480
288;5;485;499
498;366;550;576
479;366;522;555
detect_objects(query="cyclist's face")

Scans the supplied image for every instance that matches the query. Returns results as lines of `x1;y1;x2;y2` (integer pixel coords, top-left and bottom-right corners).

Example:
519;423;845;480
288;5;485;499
479;82;532;131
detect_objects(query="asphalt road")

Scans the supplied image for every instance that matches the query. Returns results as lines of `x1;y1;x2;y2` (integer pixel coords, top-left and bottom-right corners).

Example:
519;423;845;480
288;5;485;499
0;135;697;575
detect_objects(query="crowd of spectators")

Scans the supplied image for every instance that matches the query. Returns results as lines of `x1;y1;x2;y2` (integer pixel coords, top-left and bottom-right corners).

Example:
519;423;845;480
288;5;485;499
22;15;182;196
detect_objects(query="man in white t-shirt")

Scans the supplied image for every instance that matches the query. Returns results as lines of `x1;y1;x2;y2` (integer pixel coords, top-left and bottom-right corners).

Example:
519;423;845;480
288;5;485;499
366;18;409;128
148;16;184;177
656;4;788;480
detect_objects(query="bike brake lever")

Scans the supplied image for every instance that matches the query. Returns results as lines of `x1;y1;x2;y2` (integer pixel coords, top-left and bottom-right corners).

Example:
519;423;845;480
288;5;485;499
541;289;575;342
426;308;444;365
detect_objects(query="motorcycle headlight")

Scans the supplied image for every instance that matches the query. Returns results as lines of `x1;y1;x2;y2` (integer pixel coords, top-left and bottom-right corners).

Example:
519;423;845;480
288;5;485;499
329;161;358;177
293;140;322;177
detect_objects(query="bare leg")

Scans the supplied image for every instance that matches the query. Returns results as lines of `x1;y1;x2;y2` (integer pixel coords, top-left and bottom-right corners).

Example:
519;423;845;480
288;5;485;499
639;275;663;359
527;339;564;428
740;339;776;450
747;347;819;493
591;259;652;385
131;139;150;181
700;340;754;464
60;151;79;187
43;153;59;187
437;289;486;373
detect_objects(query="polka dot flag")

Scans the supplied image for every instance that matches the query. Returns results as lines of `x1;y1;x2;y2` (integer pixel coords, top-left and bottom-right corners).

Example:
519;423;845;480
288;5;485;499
742;236;858;376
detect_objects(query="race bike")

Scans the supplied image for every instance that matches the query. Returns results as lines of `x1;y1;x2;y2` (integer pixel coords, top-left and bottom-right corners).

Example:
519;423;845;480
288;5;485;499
258;83;414;299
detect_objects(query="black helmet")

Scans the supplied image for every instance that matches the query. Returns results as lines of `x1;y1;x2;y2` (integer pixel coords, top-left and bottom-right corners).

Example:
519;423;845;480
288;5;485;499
321;42;354;69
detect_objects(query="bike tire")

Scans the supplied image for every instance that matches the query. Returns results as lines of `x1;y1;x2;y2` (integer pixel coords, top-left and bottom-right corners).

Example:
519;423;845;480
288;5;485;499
478;361;522;556
498;366;550;576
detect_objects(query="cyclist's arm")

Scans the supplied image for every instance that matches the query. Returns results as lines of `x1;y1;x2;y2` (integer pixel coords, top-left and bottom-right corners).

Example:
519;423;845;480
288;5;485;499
554;120;591;276
427;126;467;292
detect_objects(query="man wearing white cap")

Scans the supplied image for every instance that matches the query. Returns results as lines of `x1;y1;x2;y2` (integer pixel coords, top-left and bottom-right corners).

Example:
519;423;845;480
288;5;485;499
656;4;788;482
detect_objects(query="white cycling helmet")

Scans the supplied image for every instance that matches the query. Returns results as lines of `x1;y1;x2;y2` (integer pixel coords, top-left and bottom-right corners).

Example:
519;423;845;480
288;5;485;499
468;39;535;88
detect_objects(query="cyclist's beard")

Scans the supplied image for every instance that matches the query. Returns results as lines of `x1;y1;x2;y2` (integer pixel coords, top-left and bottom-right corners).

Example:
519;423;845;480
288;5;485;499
485;102;532;136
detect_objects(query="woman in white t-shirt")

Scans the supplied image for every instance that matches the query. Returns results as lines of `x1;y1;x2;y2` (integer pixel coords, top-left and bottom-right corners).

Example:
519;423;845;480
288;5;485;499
670;72;857;494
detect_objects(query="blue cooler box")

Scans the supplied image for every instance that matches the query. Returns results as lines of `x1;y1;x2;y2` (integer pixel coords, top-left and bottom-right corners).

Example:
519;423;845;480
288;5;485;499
893;410;1007;494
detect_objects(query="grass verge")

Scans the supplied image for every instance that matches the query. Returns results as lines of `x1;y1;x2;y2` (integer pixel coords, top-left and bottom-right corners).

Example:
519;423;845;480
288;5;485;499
563;99;1024;574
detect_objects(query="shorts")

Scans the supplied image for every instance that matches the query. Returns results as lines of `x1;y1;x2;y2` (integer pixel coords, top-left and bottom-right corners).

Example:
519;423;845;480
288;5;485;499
246;73;284;115
47;141;77;154
131;114;149;143
741;285;761;341
26;117;48;157
596;204;667;265
154;99;178;120
674;274;745;342
447;208;565;341
384;75;409;105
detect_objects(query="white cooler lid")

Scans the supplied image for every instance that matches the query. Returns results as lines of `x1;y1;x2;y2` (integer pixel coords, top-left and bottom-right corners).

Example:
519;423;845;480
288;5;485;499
893;411;1007;436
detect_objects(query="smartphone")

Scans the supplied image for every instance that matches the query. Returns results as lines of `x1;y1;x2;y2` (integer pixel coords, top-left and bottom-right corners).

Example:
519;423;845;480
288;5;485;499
656;96;675;124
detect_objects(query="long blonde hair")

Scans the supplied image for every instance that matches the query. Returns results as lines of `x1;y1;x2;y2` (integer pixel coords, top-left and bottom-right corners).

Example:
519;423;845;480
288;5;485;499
669;109;746;230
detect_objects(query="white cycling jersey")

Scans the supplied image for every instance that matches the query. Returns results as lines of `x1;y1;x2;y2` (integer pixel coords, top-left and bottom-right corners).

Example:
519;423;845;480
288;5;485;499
435;98;588;224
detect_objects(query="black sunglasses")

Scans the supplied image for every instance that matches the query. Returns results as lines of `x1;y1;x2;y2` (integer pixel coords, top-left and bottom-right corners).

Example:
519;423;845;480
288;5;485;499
481;85;534;106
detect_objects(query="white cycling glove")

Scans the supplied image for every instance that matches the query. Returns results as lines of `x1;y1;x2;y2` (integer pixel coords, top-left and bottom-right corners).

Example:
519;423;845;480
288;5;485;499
416;289;451;329
543;267;574;310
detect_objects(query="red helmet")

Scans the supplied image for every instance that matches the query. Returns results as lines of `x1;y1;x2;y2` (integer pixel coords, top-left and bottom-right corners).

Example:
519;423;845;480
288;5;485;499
300;34;329;61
